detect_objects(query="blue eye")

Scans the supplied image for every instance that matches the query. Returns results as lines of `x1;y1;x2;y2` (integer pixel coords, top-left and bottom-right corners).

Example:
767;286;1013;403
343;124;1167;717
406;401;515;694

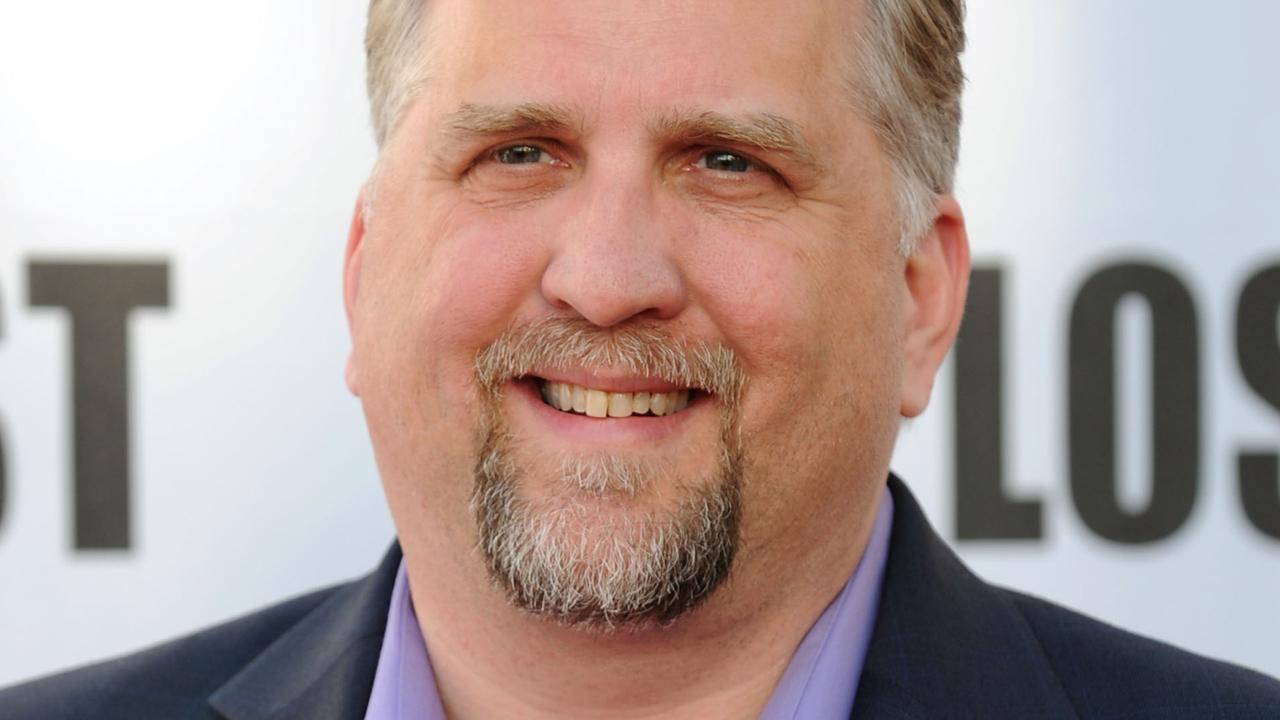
698;151;751;173
495;145;546;164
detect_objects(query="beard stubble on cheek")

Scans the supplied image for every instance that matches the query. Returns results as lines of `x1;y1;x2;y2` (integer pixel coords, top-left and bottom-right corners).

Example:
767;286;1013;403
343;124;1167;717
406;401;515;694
468;318;747;627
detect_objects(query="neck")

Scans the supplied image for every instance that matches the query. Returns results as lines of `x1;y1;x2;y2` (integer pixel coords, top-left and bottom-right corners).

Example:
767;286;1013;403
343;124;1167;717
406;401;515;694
427;611;790;719
401;488;883;720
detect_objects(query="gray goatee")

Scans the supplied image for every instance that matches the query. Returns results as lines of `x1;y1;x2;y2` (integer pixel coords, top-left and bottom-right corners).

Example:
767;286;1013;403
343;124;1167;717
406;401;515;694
471;317;746;627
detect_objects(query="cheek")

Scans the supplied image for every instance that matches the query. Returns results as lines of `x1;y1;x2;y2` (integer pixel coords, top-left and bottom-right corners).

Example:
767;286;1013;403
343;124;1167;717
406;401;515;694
682;218;846;396
683;211;905;436
423;204;551;350
355;198;556;531
687;221;905;544
355;196;553;430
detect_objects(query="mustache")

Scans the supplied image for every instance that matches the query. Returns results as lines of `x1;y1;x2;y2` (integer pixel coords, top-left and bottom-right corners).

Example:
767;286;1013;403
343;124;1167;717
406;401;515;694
474;316;746;404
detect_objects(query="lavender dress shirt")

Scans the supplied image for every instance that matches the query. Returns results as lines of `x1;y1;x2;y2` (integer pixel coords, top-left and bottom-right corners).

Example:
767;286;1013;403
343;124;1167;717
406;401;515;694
364;488;893;719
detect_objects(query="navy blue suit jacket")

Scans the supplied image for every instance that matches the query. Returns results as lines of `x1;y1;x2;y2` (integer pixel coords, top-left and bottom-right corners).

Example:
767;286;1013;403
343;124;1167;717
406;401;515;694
3;475;1278;719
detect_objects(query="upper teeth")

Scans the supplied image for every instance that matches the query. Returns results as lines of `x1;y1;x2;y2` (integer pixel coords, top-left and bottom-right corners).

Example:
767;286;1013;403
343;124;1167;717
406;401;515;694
538;381;691;418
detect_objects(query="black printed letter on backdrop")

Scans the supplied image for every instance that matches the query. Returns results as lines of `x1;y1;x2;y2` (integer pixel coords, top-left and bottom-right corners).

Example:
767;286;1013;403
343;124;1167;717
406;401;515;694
954;265;1043;539
1069;262;1199;544
28;261;170;550
1236;264;1280;540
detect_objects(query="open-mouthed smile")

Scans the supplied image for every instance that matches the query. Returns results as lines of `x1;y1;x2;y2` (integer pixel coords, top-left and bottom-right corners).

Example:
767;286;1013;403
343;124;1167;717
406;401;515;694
536;378;696;418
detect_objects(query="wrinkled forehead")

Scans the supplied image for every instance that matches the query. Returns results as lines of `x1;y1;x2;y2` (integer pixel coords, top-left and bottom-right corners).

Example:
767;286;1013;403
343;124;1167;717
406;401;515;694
417;0;863;130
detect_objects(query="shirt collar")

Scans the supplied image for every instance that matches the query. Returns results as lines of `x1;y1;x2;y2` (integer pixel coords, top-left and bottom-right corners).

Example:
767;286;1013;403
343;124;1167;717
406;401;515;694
362;555;447;720
759;486;894;718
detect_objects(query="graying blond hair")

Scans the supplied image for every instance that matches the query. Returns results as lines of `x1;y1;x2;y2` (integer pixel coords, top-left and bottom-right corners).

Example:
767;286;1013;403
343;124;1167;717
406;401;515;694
363;0;965;253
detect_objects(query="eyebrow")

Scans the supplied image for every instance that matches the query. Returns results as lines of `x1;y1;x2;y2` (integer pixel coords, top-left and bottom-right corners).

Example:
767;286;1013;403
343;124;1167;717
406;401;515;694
649;109;822;173
442;102;581;141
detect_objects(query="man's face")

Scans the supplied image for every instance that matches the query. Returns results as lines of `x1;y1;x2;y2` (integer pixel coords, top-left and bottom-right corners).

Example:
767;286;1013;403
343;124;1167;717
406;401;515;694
348;0;918;623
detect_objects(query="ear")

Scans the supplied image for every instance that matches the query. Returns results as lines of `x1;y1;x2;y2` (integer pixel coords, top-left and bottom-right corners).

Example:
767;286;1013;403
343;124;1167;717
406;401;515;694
900;194;970;417
343;188;368;396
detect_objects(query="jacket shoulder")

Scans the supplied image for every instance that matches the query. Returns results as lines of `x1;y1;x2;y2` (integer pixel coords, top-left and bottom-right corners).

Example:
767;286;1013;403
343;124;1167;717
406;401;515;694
0;585;341;720
1004;588;1280;719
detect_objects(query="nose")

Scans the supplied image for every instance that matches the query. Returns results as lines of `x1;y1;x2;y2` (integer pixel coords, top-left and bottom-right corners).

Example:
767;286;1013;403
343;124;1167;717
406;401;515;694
540;170;687;327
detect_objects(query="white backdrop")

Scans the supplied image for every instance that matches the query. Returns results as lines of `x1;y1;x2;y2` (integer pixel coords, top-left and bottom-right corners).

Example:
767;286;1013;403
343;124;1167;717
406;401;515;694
1;0;1277;687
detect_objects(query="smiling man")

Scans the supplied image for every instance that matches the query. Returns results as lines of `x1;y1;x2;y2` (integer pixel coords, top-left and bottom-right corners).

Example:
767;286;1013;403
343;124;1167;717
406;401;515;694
345;0;954;715
3;0;1280;718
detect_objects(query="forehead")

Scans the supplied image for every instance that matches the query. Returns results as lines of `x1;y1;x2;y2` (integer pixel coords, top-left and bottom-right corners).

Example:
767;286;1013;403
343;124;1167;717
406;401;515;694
422;0;859;128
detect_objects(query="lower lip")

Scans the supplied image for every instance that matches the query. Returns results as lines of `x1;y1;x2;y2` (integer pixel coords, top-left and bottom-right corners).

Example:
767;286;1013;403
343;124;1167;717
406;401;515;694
506;379;704;445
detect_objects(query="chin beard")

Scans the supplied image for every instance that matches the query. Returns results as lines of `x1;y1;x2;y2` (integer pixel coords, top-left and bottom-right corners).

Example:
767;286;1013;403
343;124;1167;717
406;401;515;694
468;316;747;628
471;424;744;628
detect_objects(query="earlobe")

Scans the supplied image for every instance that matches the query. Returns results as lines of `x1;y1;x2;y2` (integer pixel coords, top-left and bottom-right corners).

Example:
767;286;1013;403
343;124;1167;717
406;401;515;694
343;188;368;396
345;354;361;397
899;195;971;417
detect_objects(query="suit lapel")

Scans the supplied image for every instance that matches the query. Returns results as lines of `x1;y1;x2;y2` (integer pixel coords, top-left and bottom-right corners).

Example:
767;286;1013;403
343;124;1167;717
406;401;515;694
208;544;402;720
850;476;1079;720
